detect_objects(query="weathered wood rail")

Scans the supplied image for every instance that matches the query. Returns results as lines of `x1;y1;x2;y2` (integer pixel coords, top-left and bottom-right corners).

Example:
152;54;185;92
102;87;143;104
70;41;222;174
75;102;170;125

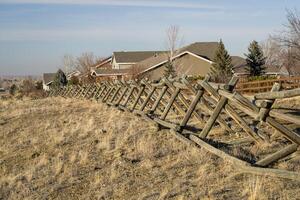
49;76;300;181
236;76;300;94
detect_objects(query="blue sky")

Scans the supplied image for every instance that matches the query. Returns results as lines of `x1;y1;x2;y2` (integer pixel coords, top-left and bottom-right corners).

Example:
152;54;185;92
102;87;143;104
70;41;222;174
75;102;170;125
0;0;299;76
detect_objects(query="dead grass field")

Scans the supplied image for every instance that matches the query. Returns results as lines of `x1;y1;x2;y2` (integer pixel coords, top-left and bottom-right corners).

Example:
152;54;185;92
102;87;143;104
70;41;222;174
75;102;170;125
0;97;300;199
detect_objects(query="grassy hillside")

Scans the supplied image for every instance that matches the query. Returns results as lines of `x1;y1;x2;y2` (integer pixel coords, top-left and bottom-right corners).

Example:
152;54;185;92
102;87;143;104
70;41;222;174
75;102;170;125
0;97;300;199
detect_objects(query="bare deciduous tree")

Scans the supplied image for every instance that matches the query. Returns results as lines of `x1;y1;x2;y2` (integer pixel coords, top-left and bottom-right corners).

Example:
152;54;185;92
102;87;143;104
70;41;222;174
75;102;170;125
62;54;75;74
76;52;98;75
164;25;184;78
166;25;181;59
271;9;300;75
261;37;284;68
75;52;104;83
277;9;300;60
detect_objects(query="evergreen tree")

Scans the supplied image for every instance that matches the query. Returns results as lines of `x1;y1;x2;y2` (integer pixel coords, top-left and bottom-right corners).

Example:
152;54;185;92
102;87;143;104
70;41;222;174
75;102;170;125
245;40;266;76
163;58;177;78
52;69;68;88
9;84;17;95
211;40;233;82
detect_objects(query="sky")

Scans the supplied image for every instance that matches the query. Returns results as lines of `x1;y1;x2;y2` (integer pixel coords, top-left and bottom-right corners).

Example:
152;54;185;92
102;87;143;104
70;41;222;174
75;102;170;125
0;0;299;76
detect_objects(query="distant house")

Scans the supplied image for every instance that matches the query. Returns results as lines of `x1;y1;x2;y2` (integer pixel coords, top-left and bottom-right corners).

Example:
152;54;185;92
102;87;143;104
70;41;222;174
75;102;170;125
91;51;164;80
135;42;247;80
91;68;131;81
111;51;164;69
42;73;56;91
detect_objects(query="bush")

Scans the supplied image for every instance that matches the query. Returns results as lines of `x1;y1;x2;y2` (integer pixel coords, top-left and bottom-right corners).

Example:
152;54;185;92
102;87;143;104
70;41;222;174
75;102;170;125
9;84;18;95
21;79;36;94
35;81;43;90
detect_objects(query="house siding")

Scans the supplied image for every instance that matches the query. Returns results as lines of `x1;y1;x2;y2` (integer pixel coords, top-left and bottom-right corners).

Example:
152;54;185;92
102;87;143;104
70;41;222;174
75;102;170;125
112;57;119;69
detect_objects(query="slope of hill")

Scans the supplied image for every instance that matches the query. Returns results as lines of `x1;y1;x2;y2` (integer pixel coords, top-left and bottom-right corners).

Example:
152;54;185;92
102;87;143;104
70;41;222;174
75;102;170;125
0;97;300;199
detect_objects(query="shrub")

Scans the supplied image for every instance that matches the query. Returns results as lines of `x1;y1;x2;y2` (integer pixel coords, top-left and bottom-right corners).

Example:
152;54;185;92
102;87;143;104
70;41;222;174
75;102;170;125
9;84;18;95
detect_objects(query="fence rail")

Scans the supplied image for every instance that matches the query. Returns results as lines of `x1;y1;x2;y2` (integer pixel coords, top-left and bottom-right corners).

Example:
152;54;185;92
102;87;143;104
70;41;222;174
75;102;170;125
235;76;300;93
49;76;300;180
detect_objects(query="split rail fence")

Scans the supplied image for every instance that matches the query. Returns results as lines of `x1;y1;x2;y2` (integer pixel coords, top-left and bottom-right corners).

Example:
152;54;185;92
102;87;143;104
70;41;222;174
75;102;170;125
236;76;300;94
48;76;300;181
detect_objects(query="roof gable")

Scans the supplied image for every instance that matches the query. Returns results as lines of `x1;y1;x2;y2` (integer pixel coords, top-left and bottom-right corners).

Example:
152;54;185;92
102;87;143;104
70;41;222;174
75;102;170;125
178;42;219;61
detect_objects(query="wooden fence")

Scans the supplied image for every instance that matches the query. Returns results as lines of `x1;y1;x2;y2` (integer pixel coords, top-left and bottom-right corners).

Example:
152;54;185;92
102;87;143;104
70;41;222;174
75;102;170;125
48;76;300;180
236;76;300;94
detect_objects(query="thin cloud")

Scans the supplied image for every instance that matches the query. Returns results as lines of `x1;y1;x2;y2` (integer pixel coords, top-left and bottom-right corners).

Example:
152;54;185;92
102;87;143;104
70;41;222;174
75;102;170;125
0;28;162;41
0;0;220;9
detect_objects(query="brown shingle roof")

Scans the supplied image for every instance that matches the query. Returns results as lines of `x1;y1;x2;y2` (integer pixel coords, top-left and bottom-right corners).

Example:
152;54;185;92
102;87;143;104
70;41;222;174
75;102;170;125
178;42;219;60
43;73;56;84
137;52;169;72
113;51;165;63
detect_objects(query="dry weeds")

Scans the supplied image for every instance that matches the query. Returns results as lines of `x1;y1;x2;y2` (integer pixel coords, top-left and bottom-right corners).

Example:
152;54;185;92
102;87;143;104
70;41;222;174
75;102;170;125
0;97;300;199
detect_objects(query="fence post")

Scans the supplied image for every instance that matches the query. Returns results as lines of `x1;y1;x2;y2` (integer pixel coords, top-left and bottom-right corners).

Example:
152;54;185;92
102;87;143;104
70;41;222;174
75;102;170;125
179;85;204;131
199;77;239;138
149;85;168;114
160;87;180;120
131;84;145;111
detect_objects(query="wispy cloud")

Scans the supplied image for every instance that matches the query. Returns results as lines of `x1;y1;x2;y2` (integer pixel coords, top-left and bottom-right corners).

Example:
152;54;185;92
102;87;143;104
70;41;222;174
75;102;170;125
0;28;162;41
0;0;220;9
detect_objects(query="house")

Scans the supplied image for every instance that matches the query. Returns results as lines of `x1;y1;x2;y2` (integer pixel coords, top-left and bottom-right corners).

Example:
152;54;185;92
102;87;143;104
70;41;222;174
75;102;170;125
135;42;247;80
91;51;164;80
91;68;131;81
42;73;56;91
111;51;164;69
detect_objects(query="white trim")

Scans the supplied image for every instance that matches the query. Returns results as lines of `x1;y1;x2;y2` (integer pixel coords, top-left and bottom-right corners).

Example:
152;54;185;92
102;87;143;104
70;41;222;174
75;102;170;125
94;73;128;76
116;62;136;64
94;57;112;68
90;69;128;77
140;51;213;74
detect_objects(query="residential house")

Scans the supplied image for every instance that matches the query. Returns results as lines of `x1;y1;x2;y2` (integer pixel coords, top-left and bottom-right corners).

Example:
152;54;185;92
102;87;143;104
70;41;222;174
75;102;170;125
91;51;164;80
91;68;131;81
42;73;56;91
111;51;164;69
135;42;248;80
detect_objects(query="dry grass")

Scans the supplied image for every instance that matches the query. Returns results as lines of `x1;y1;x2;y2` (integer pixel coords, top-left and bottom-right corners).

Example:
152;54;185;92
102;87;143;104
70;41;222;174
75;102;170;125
0;97;300;199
